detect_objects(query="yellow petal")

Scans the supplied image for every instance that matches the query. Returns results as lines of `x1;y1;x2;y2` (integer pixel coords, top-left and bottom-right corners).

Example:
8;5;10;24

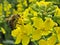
1;27;6;34
54;27;60;34
11;27;21;37
15;34;22;44
39;34;56;45
41;29;51;35
39;39;48;45
47;34;56;45
54;27;60;41
32;17;43;29
43;18;56;30
36;1;51;6
57;34;60;42
32;29;42;41
24;24;34;35
54;7;60;16
22;35;30;45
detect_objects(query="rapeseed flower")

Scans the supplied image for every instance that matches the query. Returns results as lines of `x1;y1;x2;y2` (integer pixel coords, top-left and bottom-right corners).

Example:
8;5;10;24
30;9;38;16
36;1;51;7
0;0;59;45
32;17;56;35
11;23;34;45
23;0;28;7
39;39;48;45
13;9;18;15
41;18;56;35
17;3;23;12
47;34;56;45
6;11;11;17
43;18;56;31
11;27;30;45
31;17;43;29
3;0;12;17
39;34;56;45
31;17;56;41
54;7;60;17
4;0;12;11
31;29;42;41
54;27;60;42
22;7;30;18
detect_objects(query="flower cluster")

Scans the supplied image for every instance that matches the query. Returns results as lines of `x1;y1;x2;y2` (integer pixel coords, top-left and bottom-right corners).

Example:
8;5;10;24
0;0;60;45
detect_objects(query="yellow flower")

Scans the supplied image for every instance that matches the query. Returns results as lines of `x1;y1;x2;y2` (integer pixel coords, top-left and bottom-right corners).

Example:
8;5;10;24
39;34;56;45
11;23;34;45
11;27;21;37
41;18;56;35
23;24;34;35
31;17;43;29
6;11;11;17
30;9;38;16
54;27;60;41
43;18;56;31
22;7;34;18
47;34;56;45
32;17;56;35
4;0;12;11
40;28;51;35
3;0;12;17
32;29;42;41
54;7;60;17
8;4;12;9
15;33;22;44
15;34;30;45
22;35;30;45
54;27;60;34
13;9;18;15
36;1;51;7
31;17;53;41
1;27;6;34
22;8;29;18
17;3;23;12
39;39;48;45
23;0;28;7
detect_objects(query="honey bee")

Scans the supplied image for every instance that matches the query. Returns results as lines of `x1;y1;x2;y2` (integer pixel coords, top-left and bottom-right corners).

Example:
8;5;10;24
5;14;20;30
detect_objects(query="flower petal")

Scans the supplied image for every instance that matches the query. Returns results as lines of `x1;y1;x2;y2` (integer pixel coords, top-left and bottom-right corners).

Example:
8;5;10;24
22;35;30;45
